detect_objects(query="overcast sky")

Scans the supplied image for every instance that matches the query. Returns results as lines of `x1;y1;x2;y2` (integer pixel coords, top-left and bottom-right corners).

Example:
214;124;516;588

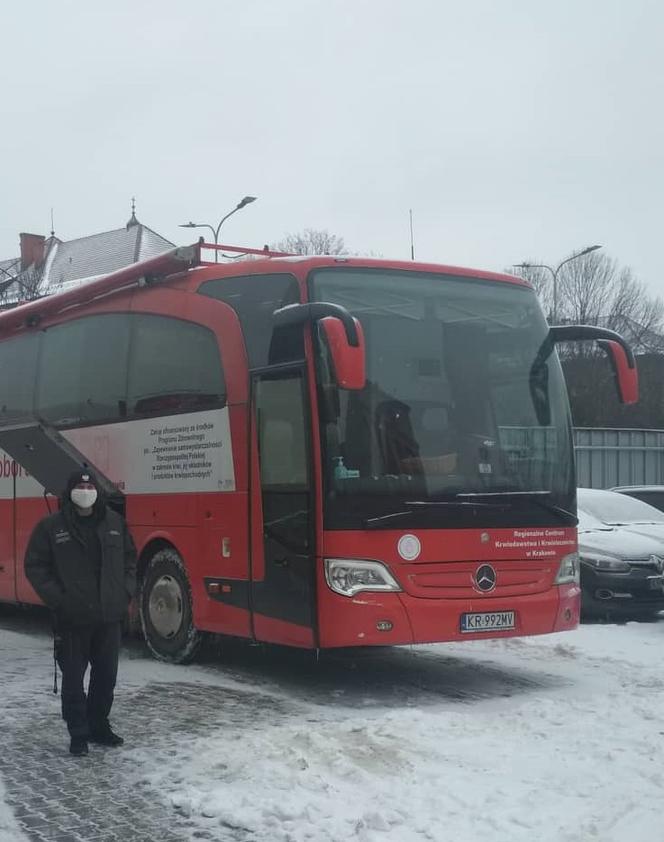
1;0;662;293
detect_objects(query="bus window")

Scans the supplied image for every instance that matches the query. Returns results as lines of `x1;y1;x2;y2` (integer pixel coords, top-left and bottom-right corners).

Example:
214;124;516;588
127;314;226;418
198;274;302;368
257;377;309;489
255;372;310;555
0;333;40;419
37;315;130;426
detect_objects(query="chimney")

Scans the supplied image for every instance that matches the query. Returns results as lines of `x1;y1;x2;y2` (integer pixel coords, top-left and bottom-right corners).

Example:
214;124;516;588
19;233;46;270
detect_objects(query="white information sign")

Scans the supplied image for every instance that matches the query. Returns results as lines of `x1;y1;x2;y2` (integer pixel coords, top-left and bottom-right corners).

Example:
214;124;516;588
64;409;236;494
0;408;235;499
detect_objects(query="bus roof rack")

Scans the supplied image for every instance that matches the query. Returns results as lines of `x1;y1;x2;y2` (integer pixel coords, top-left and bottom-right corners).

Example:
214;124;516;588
0;244;202;335
0;240;299;335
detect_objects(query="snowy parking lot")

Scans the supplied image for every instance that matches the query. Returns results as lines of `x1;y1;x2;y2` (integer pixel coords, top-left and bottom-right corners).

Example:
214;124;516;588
1;607;662;842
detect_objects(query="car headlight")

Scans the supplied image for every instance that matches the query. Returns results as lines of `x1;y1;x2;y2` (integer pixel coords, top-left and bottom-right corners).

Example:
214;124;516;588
650;555;664;573
324;558;402;597
554;551;580;584
579;553;630;573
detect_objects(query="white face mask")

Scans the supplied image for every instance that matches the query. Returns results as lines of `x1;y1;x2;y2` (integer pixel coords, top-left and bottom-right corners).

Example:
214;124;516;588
71;488;98;510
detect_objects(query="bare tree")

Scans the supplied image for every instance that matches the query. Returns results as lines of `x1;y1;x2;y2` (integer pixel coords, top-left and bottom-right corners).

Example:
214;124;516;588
555;251;664;357
519;249;664;427
275;228;346;256
509;261;552;312
15;267;45;301
511;251;663;355
0;265;44;307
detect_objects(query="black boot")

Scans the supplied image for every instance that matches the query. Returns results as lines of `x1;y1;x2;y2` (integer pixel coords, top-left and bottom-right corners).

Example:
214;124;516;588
89;728;124;747
70;737;89;756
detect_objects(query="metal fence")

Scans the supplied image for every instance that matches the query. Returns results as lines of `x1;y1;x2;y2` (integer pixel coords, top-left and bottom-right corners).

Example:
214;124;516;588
574;428;664;489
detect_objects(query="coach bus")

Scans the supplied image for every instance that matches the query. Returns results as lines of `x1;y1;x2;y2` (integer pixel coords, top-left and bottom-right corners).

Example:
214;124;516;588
0;242;638;661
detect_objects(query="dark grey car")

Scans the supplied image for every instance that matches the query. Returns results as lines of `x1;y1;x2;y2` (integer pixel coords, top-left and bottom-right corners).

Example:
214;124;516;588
577;509;664;620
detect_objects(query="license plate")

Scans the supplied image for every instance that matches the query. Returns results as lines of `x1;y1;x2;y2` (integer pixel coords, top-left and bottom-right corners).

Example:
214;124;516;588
460;611;515;633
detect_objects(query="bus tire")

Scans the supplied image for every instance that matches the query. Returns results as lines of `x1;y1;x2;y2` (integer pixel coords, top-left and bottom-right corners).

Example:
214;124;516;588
139;547;202;664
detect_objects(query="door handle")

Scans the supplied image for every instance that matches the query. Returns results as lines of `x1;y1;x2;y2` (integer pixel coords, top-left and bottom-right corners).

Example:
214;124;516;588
274;556;289;568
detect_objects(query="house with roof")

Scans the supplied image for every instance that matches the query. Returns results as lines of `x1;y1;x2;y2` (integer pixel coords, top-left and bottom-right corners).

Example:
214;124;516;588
0;205;174;305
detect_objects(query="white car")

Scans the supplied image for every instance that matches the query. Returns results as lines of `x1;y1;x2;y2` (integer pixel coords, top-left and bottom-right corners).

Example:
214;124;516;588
577;487;664;544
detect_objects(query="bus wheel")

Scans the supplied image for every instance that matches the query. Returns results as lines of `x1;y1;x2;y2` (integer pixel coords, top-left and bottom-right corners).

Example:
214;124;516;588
139;548;202;663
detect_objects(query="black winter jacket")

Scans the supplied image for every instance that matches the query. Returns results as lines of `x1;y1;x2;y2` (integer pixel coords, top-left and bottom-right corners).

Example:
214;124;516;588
24;504;138;627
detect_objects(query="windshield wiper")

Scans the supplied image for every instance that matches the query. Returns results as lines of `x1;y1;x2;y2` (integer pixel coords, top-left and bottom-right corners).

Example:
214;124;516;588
404;500;504;509
365;510;413;527
365;499;504;528
456;490;576;523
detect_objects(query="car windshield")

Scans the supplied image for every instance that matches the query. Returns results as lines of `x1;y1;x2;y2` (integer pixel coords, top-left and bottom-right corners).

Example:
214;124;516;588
310;268;575;529
578;489;664;525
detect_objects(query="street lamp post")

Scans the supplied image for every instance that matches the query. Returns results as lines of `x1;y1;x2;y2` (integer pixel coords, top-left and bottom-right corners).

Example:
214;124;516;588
513;245;602;324
179;196;257;262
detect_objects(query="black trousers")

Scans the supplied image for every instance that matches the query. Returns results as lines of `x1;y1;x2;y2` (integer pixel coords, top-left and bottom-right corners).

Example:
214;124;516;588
54;622;122;739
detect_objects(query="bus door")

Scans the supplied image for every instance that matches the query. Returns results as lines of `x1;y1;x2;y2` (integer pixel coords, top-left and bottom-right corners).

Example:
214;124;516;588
250;367;316;647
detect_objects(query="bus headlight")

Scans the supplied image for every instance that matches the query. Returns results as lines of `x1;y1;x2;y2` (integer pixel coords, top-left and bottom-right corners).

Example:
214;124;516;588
324;558;402;597
554;552;580;585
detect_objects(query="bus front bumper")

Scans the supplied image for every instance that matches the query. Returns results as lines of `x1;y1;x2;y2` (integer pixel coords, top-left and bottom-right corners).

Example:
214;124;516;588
317;583;580;648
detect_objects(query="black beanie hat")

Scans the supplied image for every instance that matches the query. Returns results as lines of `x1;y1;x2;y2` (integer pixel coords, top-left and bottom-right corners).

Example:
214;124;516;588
63;468;101;498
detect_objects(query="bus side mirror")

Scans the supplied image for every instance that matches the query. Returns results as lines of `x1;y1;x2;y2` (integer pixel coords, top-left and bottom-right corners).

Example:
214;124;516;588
596;339;639;404
273;301;367;390
547;325;639;405
320;316;366;390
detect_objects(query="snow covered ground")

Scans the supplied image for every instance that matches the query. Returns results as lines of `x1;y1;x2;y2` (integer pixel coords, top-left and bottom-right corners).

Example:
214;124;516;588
1;614;663;842
142;623;664;842
0;775;28;842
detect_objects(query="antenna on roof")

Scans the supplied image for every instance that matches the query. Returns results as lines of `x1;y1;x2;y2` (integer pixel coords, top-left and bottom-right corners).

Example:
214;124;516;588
50;208;55;238
409;209;415;261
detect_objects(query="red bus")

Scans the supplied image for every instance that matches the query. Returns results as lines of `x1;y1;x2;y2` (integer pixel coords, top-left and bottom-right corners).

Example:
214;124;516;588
0;242;638;661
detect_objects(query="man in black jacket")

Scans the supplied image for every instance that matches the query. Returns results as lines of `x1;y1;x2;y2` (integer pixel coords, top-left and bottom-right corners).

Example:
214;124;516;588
25;469;137;756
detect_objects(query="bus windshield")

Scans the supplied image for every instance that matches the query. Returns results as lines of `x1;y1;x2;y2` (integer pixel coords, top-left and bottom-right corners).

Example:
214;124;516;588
310;268;575;530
